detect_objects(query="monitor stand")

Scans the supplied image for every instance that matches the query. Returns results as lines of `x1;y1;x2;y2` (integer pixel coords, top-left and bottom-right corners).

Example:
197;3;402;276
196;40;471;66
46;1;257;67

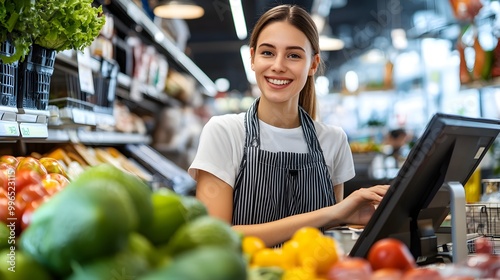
443;181;468;264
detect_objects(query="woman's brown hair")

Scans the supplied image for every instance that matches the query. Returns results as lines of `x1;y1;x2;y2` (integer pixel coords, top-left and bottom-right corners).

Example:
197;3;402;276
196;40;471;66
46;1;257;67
249;4;322;119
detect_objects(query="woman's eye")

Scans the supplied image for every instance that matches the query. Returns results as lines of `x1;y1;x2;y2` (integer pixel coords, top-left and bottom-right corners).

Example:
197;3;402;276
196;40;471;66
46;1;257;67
288;53;301;59
261;51;273;56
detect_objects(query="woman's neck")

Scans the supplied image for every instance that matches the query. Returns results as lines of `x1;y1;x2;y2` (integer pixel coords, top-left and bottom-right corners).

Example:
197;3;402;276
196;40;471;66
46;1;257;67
257;99;300;128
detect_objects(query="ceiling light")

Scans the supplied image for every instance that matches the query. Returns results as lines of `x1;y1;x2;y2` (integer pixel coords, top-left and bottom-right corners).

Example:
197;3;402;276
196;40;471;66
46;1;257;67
154;0;204;19
319;35;344;51
229;0;247;40
240;45;256;84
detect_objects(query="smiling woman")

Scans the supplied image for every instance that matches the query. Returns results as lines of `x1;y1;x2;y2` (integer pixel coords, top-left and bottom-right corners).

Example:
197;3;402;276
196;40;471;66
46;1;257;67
188;4;389;248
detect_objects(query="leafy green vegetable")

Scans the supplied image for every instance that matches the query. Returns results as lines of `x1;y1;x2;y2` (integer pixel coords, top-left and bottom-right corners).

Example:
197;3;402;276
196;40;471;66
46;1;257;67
0;0;38;63
34;0;106;52
0;0;105;64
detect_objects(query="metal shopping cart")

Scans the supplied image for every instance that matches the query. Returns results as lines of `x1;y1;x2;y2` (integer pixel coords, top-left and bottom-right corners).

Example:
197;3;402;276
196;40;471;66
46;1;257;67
465;203;500;254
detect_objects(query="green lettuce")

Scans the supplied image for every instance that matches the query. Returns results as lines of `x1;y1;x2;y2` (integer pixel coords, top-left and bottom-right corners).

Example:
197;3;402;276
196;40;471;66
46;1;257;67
0;0;38;63
0;0;105;64
34;0;106;51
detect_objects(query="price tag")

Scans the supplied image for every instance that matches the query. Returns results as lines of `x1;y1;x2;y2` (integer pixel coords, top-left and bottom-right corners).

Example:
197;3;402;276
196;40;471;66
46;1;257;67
72;109;86;124
77;48;95;95
19;123;48;138
0;121;19;136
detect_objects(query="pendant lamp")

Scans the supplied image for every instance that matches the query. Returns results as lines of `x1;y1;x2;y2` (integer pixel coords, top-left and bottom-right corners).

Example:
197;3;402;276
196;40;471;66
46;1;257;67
154;0;204;19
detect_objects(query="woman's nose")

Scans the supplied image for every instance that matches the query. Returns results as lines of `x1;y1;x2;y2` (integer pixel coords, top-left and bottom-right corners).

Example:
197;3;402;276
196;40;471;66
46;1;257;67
271;56;286;72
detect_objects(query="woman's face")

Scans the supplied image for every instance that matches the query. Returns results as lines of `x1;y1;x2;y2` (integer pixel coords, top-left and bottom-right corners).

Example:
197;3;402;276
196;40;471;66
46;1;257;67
251;21;319;104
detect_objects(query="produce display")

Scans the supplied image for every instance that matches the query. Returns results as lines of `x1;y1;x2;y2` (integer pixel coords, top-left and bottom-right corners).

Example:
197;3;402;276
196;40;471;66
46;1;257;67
0;155;498;279
0;161;247;279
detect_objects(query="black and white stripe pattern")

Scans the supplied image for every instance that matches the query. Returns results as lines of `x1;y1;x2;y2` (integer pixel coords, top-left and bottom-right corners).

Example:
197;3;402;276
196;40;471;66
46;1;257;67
232;98;335;229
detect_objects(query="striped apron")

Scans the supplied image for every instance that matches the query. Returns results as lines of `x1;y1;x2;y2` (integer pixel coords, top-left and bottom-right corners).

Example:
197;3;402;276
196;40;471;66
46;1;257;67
232;98;335;231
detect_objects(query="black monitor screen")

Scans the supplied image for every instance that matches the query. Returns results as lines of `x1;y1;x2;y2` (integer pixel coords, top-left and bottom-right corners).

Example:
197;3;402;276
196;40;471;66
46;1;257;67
349;113;500;263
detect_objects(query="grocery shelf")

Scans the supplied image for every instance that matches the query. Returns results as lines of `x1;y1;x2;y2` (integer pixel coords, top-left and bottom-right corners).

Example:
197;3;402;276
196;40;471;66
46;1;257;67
103;0;217;97
20;129;151;144
125;144;196;195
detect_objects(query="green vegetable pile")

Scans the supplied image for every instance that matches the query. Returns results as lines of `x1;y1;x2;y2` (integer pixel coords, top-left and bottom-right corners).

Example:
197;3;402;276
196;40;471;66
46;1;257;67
0;164;248;280
0;0;105;64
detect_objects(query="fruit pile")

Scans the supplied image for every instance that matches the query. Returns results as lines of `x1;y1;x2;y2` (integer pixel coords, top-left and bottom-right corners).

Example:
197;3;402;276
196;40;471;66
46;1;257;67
0;163;247;279
0;155;70;235
245;228;500;280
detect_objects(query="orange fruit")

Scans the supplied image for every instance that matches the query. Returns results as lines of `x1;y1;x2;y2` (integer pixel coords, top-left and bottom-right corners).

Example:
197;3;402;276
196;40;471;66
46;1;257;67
242;236;266;259
298;236;339;275
252;248;286;268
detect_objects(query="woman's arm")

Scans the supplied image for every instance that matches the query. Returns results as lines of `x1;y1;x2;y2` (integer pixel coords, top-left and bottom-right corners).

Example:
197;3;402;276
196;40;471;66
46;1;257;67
196;170;388;247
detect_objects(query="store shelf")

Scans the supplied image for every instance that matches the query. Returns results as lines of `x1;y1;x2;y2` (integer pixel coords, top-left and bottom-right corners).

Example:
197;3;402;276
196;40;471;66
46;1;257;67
104;0;217;97
125;144;195;194
0;128;150;144
44;129;150;144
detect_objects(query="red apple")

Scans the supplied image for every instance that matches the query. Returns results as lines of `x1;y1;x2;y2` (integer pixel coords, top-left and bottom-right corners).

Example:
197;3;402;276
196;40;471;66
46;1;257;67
44;173;70;188
0;163;15;191
39;157;68;178
0;155;19;168
16;157;47;178
15;169;43;193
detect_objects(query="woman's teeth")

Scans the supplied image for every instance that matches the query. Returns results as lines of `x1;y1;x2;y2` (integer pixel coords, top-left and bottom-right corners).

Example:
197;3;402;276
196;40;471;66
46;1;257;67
267;78;291;85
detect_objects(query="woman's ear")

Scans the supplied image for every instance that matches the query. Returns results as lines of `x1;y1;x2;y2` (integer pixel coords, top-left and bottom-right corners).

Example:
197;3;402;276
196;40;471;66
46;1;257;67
308;53;320;76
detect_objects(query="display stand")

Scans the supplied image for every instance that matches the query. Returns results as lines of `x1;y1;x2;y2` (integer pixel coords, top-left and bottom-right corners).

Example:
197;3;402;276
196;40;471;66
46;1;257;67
443;181;468;264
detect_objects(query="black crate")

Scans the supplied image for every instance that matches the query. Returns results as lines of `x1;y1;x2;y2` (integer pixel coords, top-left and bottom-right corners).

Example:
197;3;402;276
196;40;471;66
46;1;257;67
89;58;119;115
17;44;57;111
48;58;119;117
0;40;18;108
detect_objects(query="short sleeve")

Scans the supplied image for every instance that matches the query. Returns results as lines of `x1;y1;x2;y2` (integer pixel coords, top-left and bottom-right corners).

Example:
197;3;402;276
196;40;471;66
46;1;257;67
188;114;245;188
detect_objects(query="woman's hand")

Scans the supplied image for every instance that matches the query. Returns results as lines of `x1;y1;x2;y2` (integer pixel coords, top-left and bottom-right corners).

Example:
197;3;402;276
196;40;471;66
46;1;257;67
335;185;389;226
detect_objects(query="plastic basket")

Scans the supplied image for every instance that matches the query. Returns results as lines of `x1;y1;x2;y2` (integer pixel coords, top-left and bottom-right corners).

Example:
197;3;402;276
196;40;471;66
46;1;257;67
17;44;57;111
0;40;18;108
89;58;119;115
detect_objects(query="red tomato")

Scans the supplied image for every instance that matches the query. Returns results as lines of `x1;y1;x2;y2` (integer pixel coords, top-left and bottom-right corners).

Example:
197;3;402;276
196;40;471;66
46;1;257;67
15;169;43;193
21;196;49;230
327;257;372;280
474;236;494;255
401;268;443;280
371;268;404;280
367;238;416;271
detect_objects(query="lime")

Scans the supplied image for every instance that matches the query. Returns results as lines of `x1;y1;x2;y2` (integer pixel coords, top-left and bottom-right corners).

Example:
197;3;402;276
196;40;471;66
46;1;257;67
19;178;137;276
179;195;208;221
67;249;150;280
0;248;52;280
70;163;153;233
127;232;162;267
139;246;247;280
165;216;241;256
142;189;188;246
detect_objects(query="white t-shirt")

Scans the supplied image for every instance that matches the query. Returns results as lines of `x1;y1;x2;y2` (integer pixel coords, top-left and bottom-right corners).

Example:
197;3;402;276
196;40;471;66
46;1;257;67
188;112;355;188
